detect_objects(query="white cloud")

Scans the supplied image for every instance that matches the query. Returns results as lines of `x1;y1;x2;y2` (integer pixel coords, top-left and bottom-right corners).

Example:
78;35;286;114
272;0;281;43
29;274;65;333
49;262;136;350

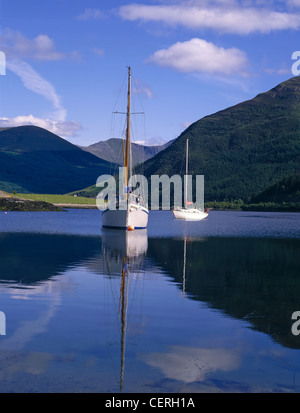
0;29;65;61
264;63;291;75
7;59;66;121
0;29;83;138
288;0;300;7
76;8;104;21
146;38;249;76
132;78;154;99
92;48;104;57
119;2;300;34
32;34;65;61
3;59;82;137
0;115;82;138
133;136;168;146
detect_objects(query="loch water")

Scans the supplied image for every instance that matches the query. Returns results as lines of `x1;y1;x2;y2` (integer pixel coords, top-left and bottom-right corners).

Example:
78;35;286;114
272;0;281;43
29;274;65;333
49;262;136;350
0;209;299;393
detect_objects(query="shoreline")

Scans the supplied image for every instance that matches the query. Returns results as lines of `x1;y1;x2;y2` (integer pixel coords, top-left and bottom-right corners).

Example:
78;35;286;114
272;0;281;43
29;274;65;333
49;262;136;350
53;203;97;209
55;206;300;213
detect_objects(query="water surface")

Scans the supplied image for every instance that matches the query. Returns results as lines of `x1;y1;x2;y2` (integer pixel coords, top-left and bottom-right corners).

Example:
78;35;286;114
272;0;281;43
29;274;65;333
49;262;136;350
0;209;299;393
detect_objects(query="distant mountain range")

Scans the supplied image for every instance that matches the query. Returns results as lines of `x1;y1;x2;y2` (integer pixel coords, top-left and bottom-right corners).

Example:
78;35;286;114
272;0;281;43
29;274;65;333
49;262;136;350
1;76;300;203
0;125;117;194
79;138;174;166
139;76;300;202
0;126;173;194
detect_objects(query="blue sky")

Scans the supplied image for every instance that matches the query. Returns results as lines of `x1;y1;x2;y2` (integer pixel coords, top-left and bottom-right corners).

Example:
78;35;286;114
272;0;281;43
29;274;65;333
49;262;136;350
0;0;299;146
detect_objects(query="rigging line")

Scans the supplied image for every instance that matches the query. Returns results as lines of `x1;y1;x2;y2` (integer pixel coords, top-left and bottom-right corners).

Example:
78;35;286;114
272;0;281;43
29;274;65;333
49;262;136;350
109;110;116;139
109;70;128;174
109;71;127;153
131;74;146;139
112;71;127;113
110;114;127;176
109;112;119;176
132;75;146;113
132;85;146;173
113;111;144;115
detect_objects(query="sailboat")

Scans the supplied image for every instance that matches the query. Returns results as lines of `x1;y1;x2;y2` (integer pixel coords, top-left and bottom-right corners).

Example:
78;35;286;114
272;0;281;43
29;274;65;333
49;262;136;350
102;67;149;230
172;138;208;220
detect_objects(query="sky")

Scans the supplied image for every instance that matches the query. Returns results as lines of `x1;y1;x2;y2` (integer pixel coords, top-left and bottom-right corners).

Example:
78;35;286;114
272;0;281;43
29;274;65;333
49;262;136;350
0;0;300;147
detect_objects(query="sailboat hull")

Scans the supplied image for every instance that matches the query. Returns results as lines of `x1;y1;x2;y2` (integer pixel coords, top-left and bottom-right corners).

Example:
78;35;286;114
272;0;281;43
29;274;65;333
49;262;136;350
102;204;149;229
172;209;208;221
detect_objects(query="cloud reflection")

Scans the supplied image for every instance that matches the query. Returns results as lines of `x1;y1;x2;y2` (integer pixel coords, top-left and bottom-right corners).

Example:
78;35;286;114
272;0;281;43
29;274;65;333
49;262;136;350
141;345;240;383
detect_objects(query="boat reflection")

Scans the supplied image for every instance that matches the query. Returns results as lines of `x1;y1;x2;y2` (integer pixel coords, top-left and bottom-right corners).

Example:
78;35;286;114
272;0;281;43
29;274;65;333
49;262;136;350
102;229;148;276
101;229;148;390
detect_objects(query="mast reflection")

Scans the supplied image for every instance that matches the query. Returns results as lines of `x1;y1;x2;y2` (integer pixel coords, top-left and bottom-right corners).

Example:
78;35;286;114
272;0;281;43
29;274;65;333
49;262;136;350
102;229;148;391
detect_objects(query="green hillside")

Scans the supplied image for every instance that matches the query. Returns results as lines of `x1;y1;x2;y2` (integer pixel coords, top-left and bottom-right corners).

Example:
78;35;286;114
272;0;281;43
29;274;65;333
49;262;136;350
250;174;300;203
68;184;100;198
140;76;300;202
0;125;116;194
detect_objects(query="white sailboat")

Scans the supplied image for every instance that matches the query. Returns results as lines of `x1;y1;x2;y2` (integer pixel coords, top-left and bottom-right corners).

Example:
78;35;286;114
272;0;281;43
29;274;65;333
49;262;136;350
172;138;208;221
102;67;149;230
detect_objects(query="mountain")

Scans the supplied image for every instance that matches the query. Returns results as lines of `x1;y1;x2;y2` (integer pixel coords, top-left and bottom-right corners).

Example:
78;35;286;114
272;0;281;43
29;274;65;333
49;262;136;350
0;125;116;194
79;138;174;166
140;76;300;202
250;174;300;203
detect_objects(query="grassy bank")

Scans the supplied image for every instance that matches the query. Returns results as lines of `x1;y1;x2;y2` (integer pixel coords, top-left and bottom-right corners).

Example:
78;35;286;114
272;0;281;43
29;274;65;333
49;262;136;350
205;200;300;212
8;194;300;212
15;193;97;206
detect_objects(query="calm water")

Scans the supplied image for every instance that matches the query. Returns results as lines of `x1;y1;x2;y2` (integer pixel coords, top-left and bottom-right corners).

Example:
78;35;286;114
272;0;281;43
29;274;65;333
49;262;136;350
0;209;299;393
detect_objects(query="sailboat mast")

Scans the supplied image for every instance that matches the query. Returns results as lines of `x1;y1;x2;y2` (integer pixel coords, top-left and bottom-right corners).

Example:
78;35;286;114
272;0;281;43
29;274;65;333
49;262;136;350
185;138;189;206
124;66;131;188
